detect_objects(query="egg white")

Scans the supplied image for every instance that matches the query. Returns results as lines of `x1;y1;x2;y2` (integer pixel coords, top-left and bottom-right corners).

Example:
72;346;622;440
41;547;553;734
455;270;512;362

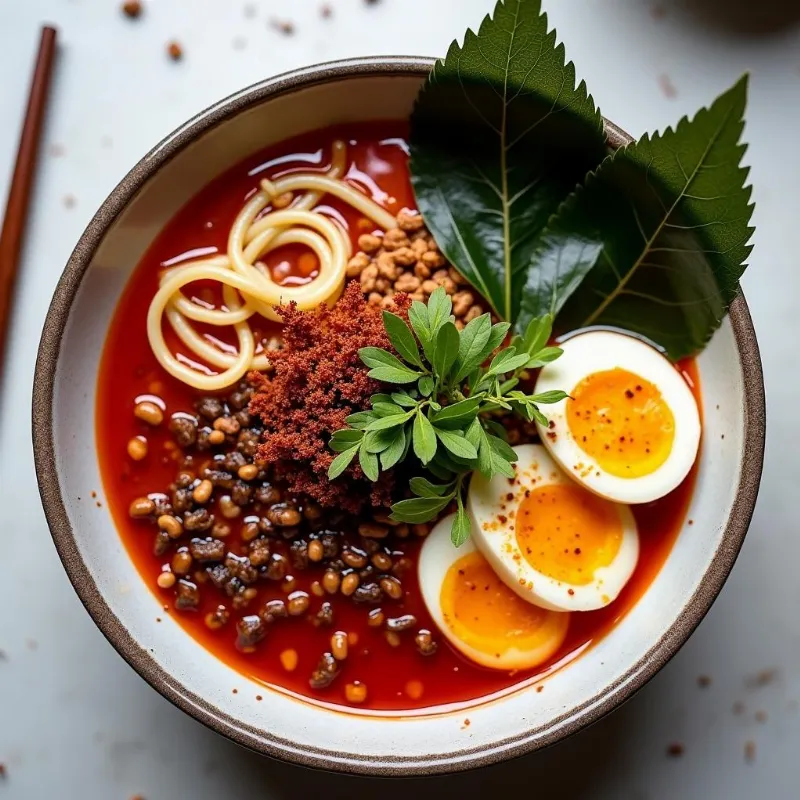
468;444;639;612
534;330;701;504
418;514;570;670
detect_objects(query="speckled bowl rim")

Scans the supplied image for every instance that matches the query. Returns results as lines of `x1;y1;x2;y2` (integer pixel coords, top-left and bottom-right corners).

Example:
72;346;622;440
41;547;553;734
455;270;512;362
32;56;766;776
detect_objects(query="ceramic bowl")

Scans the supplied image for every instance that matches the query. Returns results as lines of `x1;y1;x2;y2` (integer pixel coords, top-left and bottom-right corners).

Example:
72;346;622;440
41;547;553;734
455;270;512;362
32;57;765;776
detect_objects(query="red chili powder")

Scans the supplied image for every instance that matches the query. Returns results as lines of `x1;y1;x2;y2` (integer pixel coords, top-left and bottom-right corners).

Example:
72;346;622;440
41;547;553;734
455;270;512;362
249;282;410;513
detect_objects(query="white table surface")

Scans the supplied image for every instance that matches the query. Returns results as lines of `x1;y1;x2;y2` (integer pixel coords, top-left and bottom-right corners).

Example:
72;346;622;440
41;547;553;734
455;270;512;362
0;1;797;797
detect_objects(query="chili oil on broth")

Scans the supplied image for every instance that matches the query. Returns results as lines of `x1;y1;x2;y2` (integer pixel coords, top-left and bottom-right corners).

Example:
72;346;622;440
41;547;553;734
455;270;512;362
96;122;700;712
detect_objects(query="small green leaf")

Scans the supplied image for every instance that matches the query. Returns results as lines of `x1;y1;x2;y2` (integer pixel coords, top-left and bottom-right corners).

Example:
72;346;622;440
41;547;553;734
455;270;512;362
486;347;529;377
410;476;453;497
427;287;453;336
474;322;511;366
380;427;407;470
372;402;407;417
477;427;516;479
526;346;563;368
390;496;450;523
465;417;483;450
365;411;413;431
359;347;405;370
522;315;553;356
358;442;379;482
418;375;434;397
488;433;518;462
408;301;434;361
365;427;401;454
432;321;460;381
435;427;478;460
426;459;454;481
346;411;376;430
413;409;437;464
391;391;419;408
529;390;569;404
431;397;482;429
329;429;364;452
370;393;394;406
367;365;422;384
383;311;423;367
453;313;492;381
451;500;471;547
328;446;359;480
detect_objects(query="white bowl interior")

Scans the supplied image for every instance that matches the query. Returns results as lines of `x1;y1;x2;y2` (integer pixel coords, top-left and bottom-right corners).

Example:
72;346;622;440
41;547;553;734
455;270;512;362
49;71;747;772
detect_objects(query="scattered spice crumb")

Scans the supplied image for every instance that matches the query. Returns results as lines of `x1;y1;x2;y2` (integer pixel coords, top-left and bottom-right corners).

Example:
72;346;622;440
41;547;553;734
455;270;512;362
91;491;97;499
256;695;263;701
48;143;65;157
536;685;544;693
155;617;162;623
167;41;183;61
130;795;144;800
320;4;333;17
0;763;6;779
748;667;779;688
63;194;77;209
243;3;256;18
232;36;247;50
697;674;711;688
755;710;768;723
270;18;295;35
744;740;756;763
733;701;746;715
658;74;678;99
666;742;684;758
96;501;102;508
461;718;470;729
122;0;143;19
232;688;238;694
687;519;694;526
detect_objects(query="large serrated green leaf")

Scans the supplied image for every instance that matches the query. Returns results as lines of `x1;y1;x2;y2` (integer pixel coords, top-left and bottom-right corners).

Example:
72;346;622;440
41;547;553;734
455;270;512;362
520;75;754;359
409;0;606;322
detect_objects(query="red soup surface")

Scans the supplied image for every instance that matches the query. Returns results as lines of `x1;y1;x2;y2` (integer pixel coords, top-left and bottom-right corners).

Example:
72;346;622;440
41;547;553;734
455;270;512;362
96;122;700;712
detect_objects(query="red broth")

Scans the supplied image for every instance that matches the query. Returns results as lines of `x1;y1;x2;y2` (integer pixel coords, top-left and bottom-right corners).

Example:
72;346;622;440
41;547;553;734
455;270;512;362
96;122;699;711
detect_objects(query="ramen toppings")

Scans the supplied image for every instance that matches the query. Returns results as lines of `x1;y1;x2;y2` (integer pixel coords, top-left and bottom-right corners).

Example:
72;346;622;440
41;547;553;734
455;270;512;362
98;124;701;711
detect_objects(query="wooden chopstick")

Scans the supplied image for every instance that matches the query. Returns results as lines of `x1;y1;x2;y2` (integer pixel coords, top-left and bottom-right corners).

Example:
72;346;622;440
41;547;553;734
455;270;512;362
0;26;58;372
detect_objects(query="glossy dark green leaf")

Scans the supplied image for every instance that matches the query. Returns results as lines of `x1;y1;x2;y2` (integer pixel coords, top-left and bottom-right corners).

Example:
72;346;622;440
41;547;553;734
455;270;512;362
432;321;460;381
365;427;402;454
426;459;454;481
327;446;359;480
474;322;511;367
390;496;451;523
486;347;529;377
410;0;606;321
382;311;423;367
435;427;478;460
521;314;553;356
477;427;516;479
408;301;434;362
427;287;453;336
525;346;563;368
522;76;754;360
451;500;472;547
413;409;437;465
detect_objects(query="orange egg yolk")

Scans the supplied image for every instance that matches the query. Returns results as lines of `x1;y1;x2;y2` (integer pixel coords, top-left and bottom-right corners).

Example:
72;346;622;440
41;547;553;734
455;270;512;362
440;551;561;658
566;368;675;478
516;484;622;585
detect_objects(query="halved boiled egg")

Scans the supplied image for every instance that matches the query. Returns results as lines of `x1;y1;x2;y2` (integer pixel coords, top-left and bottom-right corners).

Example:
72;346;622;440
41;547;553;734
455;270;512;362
418;514;570;670
468;444;638;612
534;330;701;504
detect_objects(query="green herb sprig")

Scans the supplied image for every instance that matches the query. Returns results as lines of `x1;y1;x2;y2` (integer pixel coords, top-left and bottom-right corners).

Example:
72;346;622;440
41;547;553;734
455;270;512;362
327;287;567;546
